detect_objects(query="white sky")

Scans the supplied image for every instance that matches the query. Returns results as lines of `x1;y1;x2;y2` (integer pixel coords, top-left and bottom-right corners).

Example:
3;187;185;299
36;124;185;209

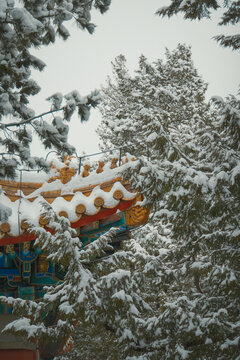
30;0;240;158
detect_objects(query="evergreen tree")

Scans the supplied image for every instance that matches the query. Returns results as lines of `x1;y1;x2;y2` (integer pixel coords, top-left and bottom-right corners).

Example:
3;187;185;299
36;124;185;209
156;0;240;50
95;45;240;358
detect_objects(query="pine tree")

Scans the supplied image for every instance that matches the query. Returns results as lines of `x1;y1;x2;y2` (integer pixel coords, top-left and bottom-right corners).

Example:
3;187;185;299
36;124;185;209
156;0;240;50
95;45;240;358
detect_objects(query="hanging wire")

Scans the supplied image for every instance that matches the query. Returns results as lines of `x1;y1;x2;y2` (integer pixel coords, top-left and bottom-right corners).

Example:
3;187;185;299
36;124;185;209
15;147;125;175
119;147;122;166
17;170;23;242
45;150;58;161
77;147;124;174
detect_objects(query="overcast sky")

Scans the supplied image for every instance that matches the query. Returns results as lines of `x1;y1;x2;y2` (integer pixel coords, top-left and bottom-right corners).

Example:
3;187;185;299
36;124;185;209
30;0;240;158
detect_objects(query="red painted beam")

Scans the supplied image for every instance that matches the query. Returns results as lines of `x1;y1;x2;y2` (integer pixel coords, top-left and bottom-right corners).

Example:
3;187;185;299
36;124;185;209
0;200;133;246
0;349;38;360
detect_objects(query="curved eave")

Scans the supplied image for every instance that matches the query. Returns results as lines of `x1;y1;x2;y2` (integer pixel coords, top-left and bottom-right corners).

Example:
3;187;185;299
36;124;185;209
0;200;134;246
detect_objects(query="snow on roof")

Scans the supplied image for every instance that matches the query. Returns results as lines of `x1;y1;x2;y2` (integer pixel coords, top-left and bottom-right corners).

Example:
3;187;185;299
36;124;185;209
0;157;138;238
0;181;136;237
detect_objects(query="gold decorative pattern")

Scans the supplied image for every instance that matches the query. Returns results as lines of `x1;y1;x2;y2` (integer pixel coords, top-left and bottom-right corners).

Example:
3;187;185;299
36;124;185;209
58;211;68;218
96;161;104;174
113;190;123;200
38;254;49;273
125;205;150;228
81;164;91;178
48;155;76;184
23;241;30;252
39;215;50;226
92;221;99;230
21;220;29;230
6;244;14;254
110;158;118;169
122;156;136;164
94;197;104;207
0;222;10;233
75;204;86;215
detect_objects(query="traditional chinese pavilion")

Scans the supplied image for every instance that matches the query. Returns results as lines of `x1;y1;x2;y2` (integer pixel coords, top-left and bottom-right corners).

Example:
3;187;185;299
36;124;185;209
0;155;150;360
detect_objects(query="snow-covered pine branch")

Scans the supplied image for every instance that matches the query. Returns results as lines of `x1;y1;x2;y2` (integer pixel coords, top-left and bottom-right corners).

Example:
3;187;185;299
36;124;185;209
156;0;240;50
0;1;109;183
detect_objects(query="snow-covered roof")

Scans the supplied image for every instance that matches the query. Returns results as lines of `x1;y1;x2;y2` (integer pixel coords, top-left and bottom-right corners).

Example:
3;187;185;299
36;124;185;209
0;157;141;241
